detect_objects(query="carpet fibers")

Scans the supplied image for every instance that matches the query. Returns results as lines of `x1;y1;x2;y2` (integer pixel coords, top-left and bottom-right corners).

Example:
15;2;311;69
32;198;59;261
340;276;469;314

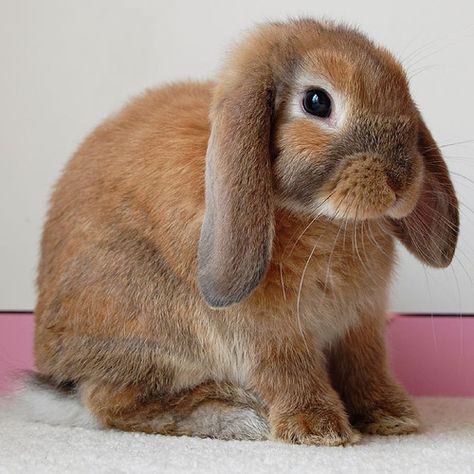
0;397;473;474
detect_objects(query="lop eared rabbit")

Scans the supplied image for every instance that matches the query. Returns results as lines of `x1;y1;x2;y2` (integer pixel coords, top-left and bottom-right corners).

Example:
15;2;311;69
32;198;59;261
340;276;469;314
24;19;458;445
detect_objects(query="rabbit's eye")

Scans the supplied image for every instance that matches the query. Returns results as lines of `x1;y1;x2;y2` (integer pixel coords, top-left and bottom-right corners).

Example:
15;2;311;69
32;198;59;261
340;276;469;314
302;89;332;118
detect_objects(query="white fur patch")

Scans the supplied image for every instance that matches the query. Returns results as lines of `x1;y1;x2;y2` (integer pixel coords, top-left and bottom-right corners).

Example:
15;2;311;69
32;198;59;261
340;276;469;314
174;405;270;440
1;378;269;440
0;380;99;429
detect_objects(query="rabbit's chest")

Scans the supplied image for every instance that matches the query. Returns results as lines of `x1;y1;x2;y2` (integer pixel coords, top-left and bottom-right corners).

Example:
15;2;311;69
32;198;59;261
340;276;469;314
269;226;395;345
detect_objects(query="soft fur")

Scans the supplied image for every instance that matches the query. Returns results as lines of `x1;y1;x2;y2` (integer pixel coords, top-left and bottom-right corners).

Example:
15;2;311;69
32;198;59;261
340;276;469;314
24;19;458;445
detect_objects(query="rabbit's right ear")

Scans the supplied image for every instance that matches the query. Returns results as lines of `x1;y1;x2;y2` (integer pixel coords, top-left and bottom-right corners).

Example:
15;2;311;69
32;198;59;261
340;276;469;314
197;36;278;308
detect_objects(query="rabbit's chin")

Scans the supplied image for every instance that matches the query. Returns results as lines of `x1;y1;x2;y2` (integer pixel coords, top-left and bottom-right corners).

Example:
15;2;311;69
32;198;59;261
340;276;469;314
311;187;419;222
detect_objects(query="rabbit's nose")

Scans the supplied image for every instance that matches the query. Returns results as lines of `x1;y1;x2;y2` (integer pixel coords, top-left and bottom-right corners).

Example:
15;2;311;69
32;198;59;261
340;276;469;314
384;152;412;193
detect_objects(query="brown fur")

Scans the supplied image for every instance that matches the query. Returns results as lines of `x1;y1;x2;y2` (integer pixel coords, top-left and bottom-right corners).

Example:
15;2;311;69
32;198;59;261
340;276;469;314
34;19;458;445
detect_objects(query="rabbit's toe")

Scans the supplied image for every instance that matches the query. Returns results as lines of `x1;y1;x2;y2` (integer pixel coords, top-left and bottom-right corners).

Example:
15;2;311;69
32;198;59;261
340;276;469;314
352;409;420;435
271;410;361;446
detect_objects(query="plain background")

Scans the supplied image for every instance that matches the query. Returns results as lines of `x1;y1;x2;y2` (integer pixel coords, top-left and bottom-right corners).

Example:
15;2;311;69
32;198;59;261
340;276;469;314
1;0;473;312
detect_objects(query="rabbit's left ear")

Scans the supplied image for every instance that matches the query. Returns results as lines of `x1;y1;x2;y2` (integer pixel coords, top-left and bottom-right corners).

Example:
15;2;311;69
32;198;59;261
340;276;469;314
197;53;276;308
391;115;459;267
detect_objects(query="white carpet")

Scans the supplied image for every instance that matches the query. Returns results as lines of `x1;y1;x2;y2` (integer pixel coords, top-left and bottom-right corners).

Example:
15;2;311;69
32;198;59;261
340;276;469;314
0;397;473;474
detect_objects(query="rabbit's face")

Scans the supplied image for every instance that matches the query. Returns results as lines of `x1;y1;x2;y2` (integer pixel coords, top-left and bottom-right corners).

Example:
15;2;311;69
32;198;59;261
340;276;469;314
198;19;458;307
273;45;424;221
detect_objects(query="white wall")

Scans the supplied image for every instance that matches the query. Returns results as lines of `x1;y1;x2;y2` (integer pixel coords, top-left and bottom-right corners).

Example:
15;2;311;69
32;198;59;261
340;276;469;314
1;0;473;312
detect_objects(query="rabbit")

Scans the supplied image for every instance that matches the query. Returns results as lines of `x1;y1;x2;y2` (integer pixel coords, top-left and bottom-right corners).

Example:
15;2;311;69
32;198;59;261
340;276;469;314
15;18;458;445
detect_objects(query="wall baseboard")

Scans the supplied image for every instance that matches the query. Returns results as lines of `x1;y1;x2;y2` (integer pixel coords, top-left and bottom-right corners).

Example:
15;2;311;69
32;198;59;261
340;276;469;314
1;313;473;396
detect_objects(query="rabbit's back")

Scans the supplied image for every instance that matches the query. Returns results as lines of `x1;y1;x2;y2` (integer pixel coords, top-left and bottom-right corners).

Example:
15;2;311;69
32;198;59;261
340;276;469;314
34;81;215;385
38;80;214;289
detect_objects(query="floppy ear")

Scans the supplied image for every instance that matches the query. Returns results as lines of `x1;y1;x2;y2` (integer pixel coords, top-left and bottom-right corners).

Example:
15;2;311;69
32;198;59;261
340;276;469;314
197;50;276;308
391;115;459;267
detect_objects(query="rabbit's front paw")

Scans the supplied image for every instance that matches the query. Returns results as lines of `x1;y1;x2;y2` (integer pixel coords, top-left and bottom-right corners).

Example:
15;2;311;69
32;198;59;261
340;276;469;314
350;392;420;436
352;409;420;435
344;379;420;436
271;409;361;446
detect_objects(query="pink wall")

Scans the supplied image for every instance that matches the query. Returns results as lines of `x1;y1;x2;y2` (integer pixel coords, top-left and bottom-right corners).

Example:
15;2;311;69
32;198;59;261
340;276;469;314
0;313;473;396
388;315;474;396
0;313;35;393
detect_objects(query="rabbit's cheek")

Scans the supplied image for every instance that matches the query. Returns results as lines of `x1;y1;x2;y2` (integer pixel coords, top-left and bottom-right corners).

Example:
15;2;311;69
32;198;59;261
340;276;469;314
272;120;337;212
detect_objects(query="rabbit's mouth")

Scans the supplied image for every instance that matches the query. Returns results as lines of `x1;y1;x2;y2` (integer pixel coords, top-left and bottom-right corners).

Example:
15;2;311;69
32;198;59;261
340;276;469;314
314;152;424;221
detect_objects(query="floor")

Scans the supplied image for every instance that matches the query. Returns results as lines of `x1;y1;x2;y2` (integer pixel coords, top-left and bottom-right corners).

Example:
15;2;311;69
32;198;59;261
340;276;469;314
0;397;473;474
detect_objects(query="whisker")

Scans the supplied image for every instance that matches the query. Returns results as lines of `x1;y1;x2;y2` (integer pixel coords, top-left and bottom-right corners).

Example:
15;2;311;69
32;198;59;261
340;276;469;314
279;189;338;305
283;189;337;259
402;208;474;286
448;171;474;186
352;207;365;274
279;262;287;302
410;199;474;269
354;212;383;286
366;219;392;260
400;39;441;72
438;139;474;150
295;235;322;355
396;213;441;352
407;64;438;81
323;224;343;295
322;202;351;294
424;264;439;354
444;155;474;161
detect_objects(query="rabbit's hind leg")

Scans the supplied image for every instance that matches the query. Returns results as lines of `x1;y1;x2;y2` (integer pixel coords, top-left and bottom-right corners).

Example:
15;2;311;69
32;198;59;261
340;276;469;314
81;380;270;440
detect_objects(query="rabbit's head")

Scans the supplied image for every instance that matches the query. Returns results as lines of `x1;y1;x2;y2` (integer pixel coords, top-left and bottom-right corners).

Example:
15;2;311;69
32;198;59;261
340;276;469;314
198;19;459;307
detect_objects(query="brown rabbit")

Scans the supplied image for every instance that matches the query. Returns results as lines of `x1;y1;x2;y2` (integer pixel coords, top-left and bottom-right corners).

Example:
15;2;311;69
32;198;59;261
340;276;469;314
14;19;458;445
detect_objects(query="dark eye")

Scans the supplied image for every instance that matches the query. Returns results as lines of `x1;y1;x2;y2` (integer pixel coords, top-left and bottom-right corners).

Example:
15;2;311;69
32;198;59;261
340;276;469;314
302;88;332;118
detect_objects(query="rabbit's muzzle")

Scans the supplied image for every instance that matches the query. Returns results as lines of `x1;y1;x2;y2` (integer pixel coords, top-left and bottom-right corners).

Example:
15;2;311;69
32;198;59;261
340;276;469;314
325;150;423;221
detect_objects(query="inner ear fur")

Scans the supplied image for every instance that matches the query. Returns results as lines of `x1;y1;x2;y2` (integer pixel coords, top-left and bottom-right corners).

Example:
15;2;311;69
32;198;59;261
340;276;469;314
391;115;459;268
197;26;288;308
